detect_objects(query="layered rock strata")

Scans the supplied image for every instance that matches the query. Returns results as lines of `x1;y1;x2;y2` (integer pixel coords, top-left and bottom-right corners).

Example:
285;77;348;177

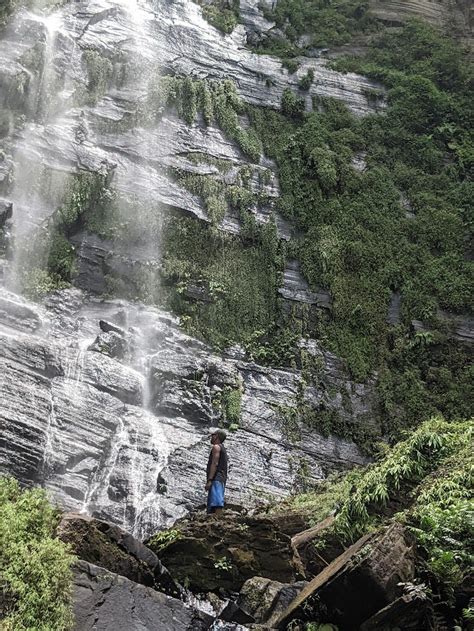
0;286;371;536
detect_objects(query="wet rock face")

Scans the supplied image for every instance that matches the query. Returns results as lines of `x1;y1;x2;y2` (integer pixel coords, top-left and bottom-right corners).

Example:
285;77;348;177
149;512;304;593
0;287;371;536
0;0;383;249
0;0;379;538
72;560;213;631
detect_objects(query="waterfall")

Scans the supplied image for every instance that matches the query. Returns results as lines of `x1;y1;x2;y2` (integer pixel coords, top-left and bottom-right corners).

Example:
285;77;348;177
1;0;174;536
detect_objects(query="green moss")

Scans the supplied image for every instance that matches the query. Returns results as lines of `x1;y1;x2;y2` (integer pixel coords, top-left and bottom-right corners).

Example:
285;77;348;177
298;68;314;90
221;385;242;425
0;477;74;630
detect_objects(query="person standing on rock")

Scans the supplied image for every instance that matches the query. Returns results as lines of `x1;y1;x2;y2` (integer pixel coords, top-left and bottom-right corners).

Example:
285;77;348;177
205;428;228;515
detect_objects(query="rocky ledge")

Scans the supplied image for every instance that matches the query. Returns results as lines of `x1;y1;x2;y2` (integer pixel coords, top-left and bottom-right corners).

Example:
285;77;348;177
59;510;433;631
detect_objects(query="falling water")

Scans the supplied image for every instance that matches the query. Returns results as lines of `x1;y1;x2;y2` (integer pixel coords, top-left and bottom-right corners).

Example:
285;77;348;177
6;7;71;291
42;389;58;475
81;417;129;515
3;0;172;537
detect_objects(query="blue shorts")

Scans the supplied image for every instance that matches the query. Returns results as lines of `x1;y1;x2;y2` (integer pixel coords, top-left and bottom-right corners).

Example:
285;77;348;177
207;480;225;513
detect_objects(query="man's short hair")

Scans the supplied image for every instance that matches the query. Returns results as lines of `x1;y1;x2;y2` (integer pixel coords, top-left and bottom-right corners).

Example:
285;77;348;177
209;427;227;442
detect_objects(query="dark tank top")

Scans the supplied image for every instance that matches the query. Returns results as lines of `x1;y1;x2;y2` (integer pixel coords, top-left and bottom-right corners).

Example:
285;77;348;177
207;444;228;485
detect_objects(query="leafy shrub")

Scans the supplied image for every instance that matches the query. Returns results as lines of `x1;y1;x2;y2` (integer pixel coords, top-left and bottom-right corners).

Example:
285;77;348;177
148;528;182;553
0;477;74;630
299;68;314;90
196;0;240;34
281;88;305;118
334;417;472;542
48;233;76;282
180;76;197;125
279;417;473;598
248;22;473;436
202;5;238;34
257;0;378;52
221;385;242;425
22;268;69;300
161;213;283;351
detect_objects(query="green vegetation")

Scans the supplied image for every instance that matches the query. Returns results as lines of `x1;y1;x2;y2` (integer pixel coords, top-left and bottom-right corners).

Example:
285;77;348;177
277;402;380;455
247;21;473;439
0;477;74;630
22;268;69;300
20;171;114;299
213;556;233;572
175;160;271;227
148;528;182;553
161;212;284;351
299;68;315;91
195;0;240;34
221;384;242;425
255;0;378;58
279;417;473;598
82;49;114;104
176;172;228;225
143;77;262;162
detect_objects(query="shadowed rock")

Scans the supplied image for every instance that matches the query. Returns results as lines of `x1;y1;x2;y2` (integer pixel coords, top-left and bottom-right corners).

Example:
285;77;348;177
149;512;305;593
72;560;213;631
58;513;182;598
275;522;416;630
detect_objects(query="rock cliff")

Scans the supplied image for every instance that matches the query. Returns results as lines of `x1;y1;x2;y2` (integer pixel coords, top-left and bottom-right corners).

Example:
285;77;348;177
0;0;383;535
0;286;371;537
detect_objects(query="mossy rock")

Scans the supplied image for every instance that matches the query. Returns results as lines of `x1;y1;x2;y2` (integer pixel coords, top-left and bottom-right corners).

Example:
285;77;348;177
148;513;304;593
58;513;181;597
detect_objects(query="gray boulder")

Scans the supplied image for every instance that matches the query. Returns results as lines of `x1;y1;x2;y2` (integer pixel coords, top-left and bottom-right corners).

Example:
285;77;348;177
72;560;213;631
237;576;308;626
